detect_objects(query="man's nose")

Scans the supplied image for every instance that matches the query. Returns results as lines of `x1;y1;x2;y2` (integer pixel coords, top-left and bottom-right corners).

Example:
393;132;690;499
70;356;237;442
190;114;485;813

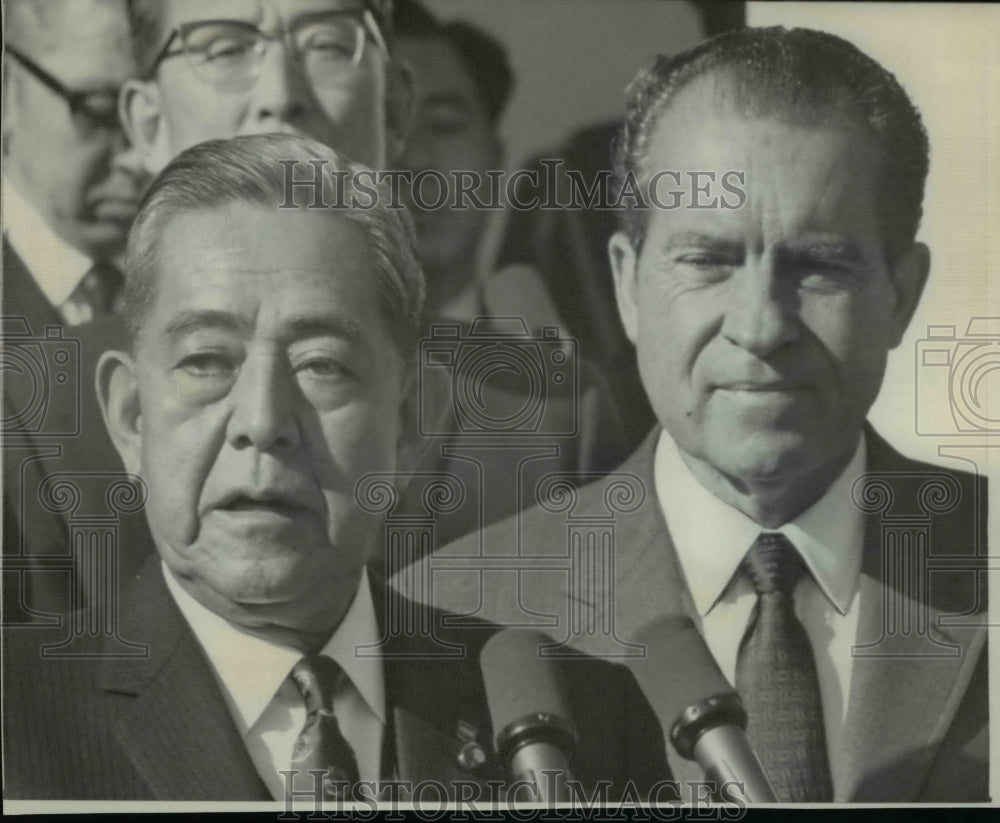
720;256;801;357
248;39;310;128
227;352;302;453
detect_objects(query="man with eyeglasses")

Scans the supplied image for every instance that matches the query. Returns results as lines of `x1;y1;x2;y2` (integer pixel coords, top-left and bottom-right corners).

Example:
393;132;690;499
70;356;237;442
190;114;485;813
120;0;411;171
2;0;142;327
2;0;147;621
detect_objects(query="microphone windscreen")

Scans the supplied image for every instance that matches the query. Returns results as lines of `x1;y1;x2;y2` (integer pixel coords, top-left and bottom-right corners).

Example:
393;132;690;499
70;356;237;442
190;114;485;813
480;629;574;748
626;615;736;735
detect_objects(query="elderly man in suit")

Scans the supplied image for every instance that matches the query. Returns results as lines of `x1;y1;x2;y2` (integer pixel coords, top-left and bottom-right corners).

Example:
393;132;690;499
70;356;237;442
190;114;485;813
3;134;666;802
401;27;988;803
5;0;414;618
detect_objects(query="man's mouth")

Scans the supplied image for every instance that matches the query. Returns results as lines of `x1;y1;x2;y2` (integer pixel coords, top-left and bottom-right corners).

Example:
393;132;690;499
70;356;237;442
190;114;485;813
90;198;139;223
214;492;309;517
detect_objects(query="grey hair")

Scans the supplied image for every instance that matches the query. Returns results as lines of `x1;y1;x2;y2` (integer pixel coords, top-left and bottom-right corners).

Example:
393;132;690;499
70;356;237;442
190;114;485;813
613;26;929;264
123;133;425;362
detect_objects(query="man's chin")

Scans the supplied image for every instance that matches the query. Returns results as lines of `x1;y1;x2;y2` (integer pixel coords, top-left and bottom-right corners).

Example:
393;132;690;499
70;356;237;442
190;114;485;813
706;429;819;485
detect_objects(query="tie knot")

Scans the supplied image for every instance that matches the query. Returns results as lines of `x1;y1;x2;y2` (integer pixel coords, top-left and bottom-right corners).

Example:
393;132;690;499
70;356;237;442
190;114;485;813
742;532;805;596
290;655;344;715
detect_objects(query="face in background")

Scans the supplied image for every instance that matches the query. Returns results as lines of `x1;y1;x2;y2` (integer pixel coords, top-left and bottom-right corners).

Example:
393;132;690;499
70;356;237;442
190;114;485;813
124;0;407;171
397;34;500;306
610;78;928;516
3;0;143;261
104;204;406;643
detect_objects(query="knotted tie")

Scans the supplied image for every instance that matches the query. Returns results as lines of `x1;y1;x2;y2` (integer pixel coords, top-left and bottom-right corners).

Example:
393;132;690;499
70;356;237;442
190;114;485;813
65;261;124;323
289;655;360;800
735;532;833;802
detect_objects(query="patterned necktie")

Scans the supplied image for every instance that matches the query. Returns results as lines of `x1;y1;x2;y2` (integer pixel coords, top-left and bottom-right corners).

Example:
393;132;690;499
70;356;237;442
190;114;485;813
65;261;124;323
735;532;833;802
289;655;360;801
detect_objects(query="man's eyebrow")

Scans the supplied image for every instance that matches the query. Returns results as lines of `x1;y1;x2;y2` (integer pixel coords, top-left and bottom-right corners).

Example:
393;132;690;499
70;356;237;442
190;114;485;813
661;232;743;252
286;315;364;344
163;310;252;339
783;239;873;265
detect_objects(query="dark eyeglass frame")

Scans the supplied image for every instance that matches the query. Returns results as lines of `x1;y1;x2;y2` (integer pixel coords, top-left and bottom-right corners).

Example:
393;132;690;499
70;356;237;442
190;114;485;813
5;46;122;133
143;8;388;85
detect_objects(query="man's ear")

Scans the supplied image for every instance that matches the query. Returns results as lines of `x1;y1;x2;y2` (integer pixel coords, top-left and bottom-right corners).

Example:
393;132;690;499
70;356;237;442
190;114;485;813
887;241;930;348
96;350;143;475
120;78;171;175
384;59;414;166
608;230;641;344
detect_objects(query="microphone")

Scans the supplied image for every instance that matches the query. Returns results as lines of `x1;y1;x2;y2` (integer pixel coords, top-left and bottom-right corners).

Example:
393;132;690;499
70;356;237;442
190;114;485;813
480;629;577;803
626;616;777;803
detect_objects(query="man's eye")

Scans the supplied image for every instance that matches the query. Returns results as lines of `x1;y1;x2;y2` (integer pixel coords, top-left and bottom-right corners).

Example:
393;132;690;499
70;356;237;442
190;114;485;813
674;252;738;276
796;261;861;291
297;357;351;379
303;29;357;58
177;352;237;377
201;36;256;62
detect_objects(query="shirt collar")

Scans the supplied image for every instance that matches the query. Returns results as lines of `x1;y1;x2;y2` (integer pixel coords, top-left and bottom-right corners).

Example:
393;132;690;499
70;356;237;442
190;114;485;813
162;564;386;735
654;430;867;617
3;176;93;308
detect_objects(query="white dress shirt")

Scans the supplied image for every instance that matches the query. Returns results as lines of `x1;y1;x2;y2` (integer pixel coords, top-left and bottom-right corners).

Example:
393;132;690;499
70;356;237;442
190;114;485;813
163;564;386;799
653;431;866;782
3;177;95;325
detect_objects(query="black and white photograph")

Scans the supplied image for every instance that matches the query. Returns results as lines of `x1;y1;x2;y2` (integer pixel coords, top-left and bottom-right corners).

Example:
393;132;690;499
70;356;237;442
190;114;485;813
1;0;996;814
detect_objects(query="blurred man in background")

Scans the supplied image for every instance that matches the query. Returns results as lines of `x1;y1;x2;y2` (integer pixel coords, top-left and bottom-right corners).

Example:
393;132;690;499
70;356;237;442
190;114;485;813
2;0;146;619
395;0;510;321
120;0;411;172
3;0;142;328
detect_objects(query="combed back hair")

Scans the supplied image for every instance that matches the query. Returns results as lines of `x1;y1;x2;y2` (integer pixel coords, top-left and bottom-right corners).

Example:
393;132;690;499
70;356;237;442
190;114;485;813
123;133;425;363
127;0;396;70
613;26;929;264
395;0;514;125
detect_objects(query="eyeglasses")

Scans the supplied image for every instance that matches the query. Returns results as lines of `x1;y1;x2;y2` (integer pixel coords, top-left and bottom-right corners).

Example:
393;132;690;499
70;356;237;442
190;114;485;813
6;47;122;136
145;9;388;92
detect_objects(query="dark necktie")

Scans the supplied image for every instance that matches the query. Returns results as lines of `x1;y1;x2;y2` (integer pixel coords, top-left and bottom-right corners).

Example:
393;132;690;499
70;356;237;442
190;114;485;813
66;261;124;321
289;655;360;801
735;532;833;802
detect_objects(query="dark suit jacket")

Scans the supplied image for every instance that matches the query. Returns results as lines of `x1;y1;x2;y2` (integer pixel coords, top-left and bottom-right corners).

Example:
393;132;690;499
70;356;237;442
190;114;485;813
398;426;989;802
3;550;667;801
3;243;74;620
2;246;146;621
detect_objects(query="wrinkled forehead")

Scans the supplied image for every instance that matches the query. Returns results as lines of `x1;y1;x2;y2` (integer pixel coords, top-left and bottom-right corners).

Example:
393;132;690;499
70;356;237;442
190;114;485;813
641;71;882;182
157;0;369;31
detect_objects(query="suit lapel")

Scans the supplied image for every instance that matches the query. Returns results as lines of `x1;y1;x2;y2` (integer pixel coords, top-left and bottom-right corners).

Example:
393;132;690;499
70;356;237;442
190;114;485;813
102;557;269;800
371;574;502;794
572;429;707;791
837;429;987;801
